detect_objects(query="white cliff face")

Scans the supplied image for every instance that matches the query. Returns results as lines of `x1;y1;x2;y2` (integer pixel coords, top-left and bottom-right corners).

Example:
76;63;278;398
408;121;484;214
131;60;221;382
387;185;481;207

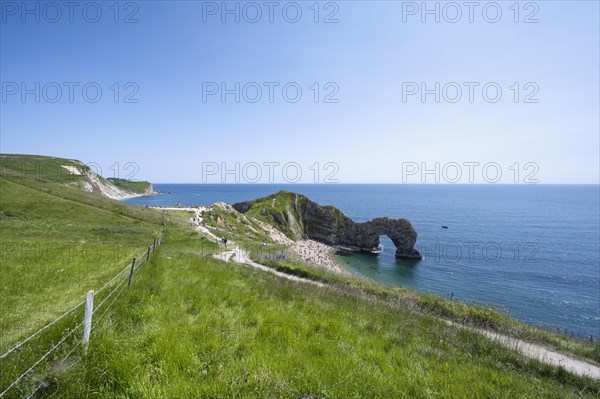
61;165;82;175
66;161;151;200
144;184;155;195
81;171;141;200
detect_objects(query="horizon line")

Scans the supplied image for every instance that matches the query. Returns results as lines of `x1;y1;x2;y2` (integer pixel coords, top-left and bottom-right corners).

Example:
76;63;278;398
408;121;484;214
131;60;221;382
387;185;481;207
150;182;600;185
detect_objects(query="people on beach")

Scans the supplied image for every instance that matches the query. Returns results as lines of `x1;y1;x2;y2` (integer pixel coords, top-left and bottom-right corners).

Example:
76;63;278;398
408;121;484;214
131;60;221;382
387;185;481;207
290;239;343;274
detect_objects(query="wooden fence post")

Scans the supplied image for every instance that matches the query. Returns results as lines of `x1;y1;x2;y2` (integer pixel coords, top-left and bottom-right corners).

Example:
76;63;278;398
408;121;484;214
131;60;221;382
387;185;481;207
153;238;156;250
82;290;94;351
147;246;151;261
128;257;136;286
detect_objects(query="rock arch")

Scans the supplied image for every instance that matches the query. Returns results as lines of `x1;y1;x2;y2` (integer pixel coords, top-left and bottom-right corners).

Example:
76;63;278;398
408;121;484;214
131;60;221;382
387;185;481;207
338;217;422;259
233;191;422;260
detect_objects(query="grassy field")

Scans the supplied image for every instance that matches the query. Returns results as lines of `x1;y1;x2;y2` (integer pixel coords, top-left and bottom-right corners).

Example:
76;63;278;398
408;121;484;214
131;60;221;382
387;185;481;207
1;154;599;398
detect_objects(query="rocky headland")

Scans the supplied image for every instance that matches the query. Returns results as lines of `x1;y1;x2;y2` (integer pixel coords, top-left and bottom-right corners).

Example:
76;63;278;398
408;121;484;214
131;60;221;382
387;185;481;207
233;191;421;259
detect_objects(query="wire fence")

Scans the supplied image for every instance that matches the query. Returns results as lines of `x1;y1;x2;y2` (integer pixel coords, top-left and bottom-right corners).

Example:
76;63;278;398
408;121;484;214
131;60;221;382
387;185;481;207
0;214;167;398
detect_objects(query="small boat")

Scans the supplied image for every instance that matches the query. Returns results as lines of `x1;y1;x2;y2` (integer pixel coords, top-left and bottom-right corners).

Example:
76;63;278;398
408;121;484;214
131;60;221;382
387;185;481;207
371;244;384;254
441;225;449;229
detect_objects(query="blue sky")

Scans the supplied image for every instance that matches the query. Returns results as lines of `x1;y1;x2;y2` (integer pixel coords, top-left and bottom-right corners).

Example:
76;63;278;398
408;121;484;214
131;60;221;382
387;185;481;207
1;1;598;183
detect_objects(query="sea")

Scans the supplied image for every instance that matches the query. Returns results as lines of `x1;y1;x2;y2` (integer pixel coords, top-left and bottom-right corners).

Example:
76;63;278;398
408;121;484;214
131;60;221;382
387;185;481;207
125;184;600;339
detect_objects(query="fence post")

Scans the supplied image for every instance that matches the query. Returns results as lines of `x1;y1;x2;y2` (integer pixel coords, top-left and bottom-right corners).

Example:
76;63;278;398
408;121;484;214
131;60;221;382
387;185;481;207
82;290;94;351
147;246;151;261
153;238;157;251
128;257;136;286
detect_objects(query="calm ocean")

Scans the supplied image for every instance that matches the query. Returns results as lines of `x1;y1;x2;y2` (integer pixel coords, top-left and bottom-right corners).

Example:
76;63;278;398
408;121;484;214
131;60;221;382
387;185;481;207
125;184;600;338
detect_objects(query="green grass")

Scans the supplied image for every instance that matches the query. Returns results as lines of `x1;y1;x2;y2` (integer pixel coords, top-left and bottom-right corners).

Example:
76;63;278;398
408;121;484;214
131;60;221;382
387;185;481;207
106;178;152;194
1;154;599;398
235;190;306;239
0;178;163;347
202;205;275;246
252;254;600;366
0;154;90;185
0;153;148;196
164;209;196;223
41;229;600;398
0;155;167;397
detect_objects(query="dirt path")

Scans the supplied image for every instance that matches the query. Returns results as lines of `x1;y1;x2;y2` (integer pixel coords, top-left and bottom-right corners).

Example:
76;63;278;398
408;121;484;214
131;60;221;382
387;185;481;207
473;325;599;379
215;246;325;287
213;244;600;380
157;206;220;241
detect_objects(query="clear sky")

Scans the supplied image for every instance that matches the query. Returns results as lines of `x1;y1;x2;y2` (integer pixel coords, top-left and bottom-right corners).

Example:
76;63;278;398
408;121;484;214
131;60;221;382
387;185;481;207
1;1;598;183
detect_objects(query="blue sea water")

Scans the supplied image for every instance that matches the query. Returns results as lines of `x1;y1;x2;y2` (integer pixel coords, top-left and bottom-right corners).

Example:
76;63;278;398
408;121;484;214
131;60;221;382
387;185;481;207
125;184;600;338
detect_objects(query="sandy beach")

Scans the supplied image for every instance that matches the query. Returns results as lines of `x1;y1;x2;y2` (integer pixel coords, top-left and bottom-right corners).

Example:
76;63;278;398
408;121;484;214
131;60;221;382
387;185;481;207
291;239;349;275
252;219;348;275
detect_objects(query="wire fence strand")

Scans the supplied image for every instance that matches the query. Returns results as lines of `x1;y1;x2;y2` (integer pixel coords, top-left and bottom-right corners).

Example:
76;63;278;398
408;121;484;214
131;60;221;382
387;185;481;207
91;280;130;332
94;274;129;313
25;338;83;399
95;263;131;295
0;301;84;360
1;236;164;398
0;322;84;398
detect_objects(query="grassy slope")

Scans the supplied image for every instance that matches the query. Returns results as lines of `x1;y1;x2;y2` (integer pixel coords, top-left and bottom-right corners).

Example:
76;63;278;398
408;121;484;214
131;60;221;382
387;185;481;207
0;155;598;397
201;205;275;246
238;190;305;239
237;190;350;242
0;179;161;345
0;153;149;196
106;178;152;194
50;228;599;398
0;155;166;397
255;256;600;366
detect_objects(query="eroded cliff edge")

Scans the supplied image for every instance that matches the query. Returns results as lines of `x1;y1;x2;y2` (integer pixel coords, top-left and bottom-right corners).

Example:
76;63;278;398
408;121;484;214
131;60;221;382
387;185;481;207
233;191;421;259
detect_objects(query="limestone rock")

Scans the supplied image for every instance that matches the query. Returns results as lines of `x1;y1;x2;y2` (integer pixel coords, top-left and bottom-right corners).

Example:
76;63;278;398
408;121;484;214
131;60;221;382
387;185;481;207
233;191;421;259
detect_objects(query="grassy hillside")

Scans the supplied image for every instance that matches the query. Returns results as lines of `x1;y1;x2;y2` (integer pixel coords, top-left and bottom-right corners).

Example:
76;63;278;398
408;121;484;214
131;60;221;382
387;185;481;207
0;155;598;398
233;190;310;239
48;229;598;398
0;155;167;397
201;203;276;245
234;190;352;241
0;154;93;185
0;154;149;198
106;178;152;195
0;178;161;345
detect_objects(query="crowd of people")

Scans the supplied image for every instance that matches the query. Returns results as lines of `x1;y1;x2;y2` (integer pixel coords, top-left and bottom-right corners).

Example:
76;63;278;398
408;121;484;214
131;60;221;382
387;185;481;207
291;240;346;274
